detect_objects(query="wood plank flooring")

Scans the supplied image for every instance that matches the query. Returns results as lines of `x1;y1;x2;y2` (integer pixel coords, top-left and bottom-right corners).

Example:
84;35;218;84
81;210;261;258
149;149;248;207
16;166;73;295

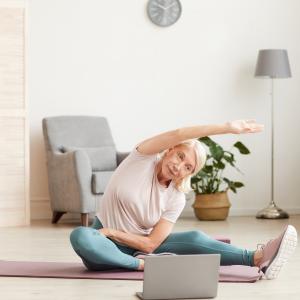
0;216;299;300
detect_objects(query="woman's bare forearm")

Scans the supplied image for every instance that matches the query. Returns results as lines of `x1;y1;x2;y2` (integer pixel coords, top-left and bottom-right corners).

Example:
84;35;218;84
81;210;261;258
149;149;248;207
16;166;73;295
104;228;153;253
177;123;230;141
137;120;263;155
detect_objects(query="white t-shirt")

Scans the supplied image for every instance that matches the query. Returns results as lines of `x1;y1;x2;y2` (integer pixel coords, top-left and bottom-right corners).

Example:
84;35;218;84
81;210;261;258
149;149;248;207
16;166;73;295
97;146;186;236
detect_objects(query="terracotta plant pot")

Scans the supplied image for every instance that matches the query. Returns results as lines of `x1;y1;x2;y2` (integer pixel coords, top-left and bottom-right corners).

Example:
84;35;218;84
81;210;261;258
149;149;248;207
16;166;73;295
192;191;231;221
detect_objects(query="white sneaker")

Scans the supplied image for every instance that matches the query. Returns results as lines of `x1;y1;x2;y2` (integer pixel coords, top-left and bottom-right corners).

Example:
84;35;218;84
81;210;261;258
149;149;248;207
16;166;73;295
258;225;297;280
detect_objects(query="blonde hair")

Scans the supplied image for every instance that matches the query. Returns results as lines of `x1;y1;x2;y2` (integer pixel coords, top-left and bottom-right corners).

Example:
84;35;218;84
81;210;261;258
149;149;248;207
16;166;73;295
159;139;207;194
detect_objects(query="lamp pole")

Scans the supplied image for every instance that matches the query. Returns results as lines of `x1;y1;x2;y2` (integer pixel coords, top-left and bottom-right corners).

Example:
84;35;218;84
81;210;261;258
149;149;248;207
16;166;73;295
255;49;291;219
271;78;275;208
256;78;289;219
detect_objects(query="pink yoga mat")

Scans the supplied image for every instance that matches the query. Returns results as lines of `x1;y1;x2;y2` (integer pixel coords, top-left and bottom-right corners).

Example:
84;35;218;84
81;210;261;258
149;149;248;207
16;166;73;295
0;260;263;283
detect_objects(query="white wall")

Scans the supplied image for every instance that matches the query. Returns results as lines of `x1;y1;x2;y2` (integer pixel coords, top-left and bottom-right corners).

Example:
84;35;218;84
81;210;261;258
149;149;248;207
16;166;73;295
28;0;300;220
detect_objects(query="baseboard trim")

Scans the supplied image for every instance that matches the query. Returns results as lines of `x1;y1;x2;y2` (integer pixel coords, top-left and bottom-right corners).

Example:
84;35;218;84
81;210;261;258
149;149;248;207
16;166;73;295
31;197;300;220
30;197;94;220
180;208;300;218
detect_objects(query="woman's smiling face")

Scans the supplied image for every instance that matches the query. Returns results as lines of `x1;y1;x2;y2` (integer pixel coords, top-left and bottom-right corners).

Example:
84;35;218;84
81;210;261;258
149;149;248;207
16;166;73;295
160;144;196;183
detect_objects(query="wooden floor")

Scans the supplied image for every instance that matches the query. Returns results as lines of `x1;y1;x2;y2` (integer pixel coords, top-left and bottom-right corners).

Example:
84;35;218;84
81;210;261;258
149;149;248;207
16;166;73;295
0;216;299;300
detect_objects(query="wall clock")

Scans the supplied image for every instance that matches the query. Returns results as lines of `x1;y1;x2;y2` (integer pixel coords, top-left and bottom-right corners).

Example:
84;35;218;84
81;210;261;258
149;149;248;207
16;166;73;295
147;0;182;27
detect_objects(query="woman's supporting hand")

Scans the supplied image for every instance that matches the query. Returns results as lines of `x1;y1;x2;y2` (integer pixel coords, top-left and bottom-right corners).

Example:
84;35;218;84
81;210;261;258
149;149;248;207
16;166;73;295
99;228;113;237
226;119;264;134
97;219;174;254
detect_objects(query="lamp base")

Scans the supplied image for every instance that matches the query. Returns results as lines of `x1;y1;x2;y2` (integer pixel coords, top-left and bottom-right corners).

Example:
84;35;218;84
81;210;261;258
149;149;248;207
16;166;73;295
256;203;289;219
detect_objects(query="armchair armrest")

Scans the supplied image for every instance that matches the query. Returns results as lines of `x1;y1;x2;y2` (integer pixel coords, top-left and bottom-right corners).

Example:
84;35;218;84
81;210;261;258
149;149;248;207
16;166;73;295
116;151;130;166
47;150;93;212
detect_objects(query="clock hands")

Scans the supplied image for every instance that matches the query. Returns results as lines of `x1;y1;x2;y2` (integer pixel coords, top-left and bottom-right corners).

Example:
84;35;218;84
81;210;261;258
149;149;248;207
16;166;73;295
154;2;177;10
164;3;177;10
155;4;167;10
148;0;181;27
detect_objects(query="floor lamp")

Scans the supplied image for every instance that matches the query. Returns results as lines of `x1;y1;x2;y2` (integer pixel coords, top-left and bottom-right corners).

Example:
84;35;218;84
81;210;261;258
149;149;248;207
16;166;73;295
254;49;291;219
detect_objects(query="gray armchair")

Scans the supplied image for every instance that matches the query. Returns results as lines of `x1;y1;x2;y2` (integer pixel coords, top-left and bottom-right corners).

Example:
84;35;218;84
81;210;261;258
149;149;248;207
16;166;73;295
42;116;129;226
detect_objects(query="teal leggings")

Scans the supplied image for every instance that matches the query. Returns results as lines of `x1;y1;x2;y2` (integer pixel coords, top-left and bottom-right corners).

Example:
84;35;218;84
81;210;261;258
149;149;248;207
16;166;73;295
70;217;255;271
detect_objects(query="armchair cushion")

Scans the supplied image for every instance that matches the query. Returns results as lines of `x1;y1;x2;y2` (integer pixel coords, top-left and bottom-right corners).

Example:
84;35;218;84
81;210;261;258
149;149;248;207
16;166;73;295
61;146;117;171
116;151;130;166
92;171;114;194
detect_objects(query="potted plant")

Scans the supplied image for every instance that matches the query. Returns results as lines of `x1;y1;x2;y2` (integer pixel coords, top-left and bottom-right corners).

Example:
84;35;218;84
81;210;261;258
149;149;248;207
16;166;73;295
191;136;250;220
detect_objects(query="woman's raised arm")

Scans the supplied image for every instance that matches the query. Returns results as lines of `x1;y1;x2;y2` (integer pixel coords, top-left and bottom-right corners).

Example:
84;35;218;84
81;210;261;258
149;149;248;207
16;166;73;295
137;119;264;155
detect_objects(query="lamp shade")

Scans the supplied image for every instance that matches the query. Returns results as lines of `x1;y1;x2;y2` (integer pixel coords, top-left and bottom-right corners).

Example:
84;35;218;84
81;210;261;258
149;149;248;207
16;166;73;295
254;49;291;78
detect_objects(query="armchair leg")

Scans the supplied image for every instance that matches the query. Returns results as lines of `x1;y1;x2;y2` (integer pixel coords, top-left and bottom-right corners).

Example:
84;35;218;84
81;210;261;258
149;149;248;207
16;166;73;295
81;213;89;227
52;211;66;224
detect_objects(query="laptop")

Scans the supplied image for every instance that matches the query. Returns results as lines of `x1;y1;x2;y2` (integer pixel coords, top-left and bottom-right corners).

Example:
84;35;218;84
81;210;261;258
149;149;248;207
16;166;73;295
136;254;220;300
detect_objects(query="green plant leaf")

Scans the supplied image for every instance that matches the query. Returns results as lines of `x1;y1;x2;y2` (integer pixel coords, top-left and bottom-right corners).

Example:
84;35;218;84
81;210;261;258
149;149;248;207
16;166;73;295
213;160;225;169
195;171;205;178
223;152;235;167
223;177;230;184
190;138;249;195
233;141;250;155
229;186;237;193
202;165;213;174
234;182;244;188
223;151;234;162
199;136;216;147
210;144;224;160
223;157;235;167
191;177;199;184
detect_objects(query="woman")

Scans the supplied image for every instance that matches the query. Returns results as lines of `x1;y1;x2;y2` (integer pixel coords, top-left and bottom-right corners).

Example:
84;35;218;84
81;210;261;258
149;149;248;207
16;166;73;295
70;119;297;280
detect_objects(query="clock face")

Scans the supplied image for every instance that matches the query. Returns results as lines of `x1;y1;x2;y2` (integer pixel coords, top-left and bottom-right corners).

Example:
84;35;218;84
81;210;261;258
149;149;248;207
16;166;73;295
147;0;182;27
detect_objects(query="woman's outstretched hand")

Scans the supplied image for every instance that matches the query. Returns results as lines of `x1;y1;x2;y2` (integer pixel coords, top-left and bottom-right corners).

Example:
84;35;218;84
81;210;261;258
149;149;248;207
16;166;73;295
226;119;264;134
